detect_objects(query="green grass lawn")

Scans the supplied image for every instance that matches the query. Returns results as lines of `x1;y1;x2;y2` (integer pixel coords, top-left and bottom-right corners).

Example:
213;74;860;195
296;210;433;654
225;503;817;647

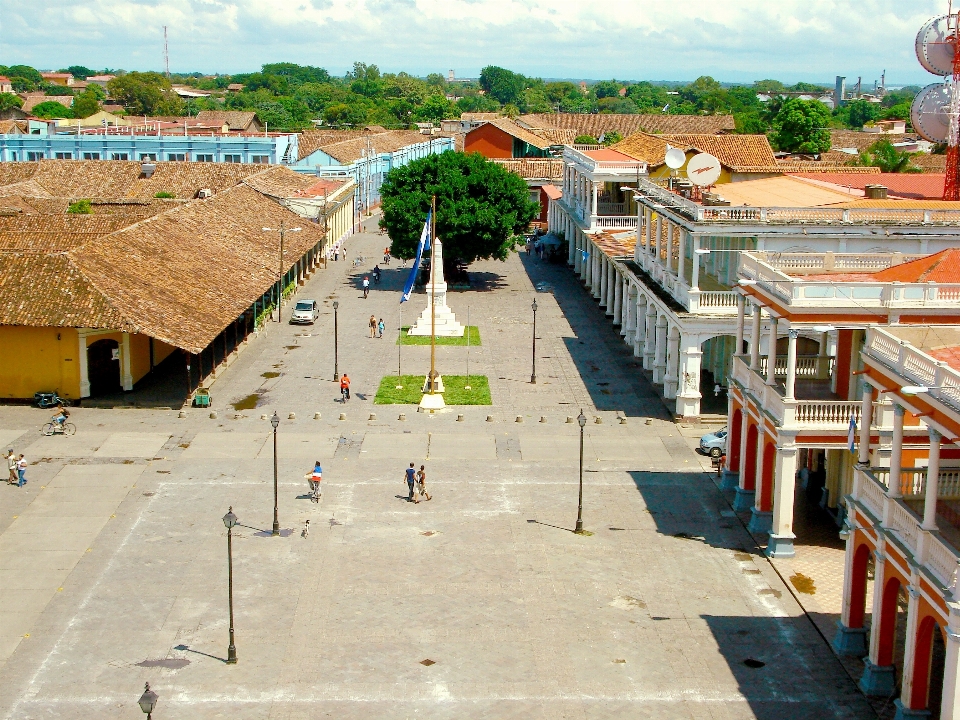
396;326;481;346
374;375;491;405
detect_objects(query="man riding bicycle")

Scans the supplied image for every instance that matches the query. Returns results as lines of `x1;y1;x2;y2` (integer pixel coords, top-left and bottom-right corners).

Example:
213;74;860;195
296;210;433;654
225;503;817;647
52;402;69;427
362;277;370;299
340;374;351;401
372;265;381;283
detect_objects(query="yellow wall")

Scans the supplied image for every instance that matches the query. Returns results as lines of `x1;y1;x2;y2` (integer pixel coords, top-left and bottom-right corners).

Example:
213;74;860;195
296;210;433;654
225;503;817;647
0;327;81;399
649;150;733;185
0;328;177;400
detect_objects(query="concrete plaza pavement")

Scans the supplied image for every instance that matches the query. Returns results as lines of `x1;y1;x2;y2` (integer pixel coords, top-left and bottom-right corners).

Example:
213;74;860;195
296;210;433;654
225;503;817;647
0;217;874;719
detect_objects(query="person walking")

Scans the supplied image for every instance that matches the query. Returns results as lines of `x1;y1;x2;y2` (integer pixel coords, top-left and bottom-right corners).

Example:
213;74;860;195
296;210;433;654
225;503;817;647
362;276;370;299
340;373;351;402
16;454;26;487
7;449;16;485
377;318;385;339
405;462;417;503
417;465;431;501
369;315;377;338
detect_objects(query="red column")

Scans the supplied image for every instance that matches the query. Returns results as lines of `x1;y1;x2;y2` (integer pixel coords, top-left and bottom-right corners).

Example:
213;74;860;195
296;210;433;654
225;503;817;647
848;543;871;629
729;408;743;471
877;576;902;667
759;440;776;512
743;423;758;491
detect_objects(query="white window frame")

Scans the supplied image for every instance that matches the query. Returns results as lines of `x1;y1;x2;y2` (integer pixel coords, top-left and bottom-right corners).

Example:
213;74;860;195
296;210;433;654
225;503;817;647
55;152;72;159
27;152;44;161
111;152;129;160
167;153;186;161
222;154;241;163
82;152;100;160
139;153;157;161
250;155;270;164
195;154;214;162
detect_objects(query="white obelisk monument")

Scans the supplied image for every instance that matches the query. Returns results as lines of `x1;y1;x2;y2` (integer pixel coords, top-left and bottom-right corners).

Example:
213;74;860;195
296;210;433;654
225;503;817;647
408;237;464;338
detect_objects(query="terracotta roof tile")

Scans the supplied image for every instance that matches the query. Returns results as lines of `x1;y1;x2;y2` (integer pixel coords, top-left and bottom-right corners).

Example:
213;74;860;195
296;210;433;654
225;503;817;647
311;130;435;164
612;133;776;171
789;173;945;200
490;158;564;180
194;110;260;131
519;113;735;137
0;215;135;251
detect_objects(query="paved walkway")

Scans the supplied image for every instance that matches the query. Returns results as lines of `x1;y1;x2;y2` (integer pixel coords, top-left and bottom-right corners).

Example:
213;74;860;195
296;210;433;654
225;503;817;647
0;217;875;719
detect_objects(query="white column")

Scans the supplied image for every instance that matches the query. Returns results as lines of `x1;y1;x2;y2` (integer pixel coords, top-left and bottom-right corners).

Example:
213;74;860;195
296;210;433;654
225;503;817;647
605;261;616;313
592;249;602;298
888;404;905;499
749;304;762;370
120;332;133;391
766;315;779;386
735;294;745;356
613;273;624;325
632;293;645;354
591;180;599;222
898;585;923;710
664;221;674;273
940;628;960;719
676;334;702;419
678;229;687;282
573;226;582;275
867;551;888;663
653;317;667;384
922;429;942;531
653;215;661;265
78;332;90;398
665;328;680;399
641;208;651;260
643;303;657;370
767;444;799;557
599;255;609;306
785;328;798;400
692;236;701;289
567;214;576;266
859;384;873;464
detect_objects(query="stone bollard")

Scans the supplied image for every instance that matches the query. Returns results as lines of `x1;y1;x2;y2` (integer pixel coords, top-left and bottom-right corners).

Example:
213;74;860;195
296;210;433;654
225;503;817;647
486;415;494;422
594;416;602;424
209;411;218;419
288;412;296;420
645;418;653;425
540;416;547;423
234;413;243;420
178;410;187;418
566;416;573;423
399;413;406;421
619;416;628;425
516;415;523;423
457;414;464;422
339;413;346;421
261;414;268;420
314;412;322;420
369;413;377;421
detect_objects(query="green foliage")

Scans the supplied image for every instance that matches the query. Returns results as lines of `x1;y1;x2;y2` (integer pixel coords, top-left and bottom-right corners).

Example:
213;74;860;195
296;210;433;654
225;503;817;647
597;97;637;114
574;135;598;145
858;139;919;173
479;66;526;106
593;80;623;99
626;82;669;112
882;103;911;122
845;99;881;129
397;326;481;345
600;131;623;146
67;199;92;214
414;94;455;122
380;152;538;265
1;64;43;92
154;192;175;199
0;93;23;111
31;101;74;119
61;66;96;79
72;89;102;118
753;79;786;93
771;98;831;153
107;72;184;115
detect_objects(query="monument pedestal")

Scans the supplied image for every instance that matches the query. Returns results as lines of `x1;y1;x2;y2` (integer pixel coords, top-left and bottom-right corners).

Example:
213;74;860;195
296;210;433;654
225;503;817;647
408;238;464;337
419;393;446;413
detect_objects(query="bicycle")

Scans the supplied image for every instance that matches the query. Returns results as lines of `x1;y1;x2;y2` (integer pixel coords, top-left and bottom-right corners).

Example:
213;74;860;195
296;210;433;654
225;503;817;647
353;256;364;268
341;386;350;403
42;421;76;436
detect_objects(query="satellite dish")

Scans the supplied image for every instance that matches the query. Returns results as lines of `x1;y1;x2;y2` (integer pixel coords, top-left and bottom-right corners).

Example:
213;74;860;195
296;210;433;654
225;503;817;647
916;15;955;77
686;153;722;186
665;147;686;170
911;82;952;143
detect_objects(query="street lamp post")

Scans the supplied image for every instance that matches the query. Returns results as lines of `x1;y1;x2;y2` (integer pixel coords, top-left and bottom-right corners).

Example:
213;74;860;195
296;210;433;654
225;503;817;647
332;301;340;381
271;412;280;536
222;507;238;664
530;298;538;385
138;682;158;719
575;410;586;534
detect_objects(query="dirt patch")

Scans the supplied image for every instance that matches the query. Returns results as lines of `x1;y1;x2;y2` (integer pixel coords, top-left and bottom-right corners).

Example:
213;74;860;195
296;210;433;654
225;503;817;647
232;394;260;411
789;572;816;595
261;372;280;379
285;346;301;350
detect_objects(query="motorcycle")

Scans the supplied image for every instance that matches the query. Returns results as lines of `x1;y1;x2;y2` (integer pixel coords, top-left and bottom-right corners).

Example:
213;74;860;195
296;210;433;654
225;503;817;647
35;391;70;409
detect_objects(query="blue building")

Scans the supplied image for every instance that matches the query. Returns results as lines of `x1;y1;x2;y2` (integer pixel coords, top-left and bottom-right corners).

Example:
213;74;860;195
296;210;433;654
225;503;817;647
0;125;298;165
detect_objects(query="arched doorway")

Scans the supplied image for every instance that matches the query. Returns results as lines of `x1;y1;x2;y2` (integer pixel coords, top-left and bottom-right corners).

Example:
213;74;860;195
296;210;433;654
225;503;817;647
87;338;120;396
849;543;871;630
743;423;759;491
908;615;947;715
700;334;736;414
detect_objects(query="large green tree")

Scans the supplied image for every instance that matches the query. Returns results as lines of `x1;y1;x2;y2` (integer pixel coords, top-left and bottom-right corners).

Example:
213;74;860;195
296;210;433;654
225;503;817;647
30;101;74;119
107;72;183;115
771;98;831;153
859;139;918;173
380;152;538;265
479;66;525;106
0;93;23;112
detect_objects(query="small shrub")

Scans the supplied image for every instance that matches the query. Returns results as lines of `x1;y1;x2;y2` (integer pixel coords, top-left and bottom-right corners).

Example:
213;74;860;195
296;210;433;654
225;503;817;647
154;191;175;199
67;199;92;214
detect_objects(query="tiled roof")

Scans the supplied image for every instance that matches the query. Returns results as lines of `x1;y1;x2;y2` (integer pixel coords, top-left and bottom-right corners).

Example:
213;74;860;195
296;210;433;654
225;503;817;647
314;130;434;164
195;111;260;131
490;158;564;180
777;161;880;174
294;178;351;198
0;120;26;134
911;154;947;173
472;118;555;150
532;128;577;145
829;130;919;152
612;133;776;171
542;185;562;200
0;215;135;251
20;95;73;112
241;166;319;198
460;113;502;122
789;173;946;200
297;129;368;161
519;113;735;137
0;160;267;200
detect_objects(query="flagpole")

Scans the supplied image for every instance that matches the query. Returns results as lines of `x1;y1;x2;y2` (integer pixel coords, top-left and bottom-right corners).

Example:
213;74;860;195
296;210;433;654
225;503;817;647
397;302;403;389
429;195;437;395
465;305;471;391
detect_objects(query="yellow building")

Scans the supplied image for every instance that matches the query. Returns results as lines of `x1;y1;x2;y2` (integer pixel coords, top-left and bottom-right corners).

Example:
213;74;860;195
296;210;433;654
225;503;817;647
0;161;356;401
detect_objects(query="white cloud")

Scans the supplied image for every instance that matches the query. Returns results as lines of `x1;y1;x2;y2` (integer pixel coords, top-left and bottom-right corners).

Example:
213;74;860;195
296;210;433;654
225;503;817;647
0;0;946;83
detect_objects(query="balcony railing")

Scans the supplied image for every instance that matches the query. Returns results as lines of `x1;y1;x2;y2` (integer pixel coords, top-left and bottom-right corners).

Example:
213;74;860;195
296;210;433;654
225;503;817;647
563;146;647;176
757;355;834;380
732;355;884;430
852;465;960;590
594;215;638;230
867;467;960;499
864;327;960;416
598;202;626;215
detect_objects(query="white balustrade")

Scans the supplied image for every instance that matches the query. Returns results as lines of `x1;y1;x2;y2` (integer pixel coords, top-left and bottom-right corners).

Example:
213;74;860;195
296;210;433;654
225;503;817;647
597;202;626;215
794;401;862;425
593;215;638;229
696;291;739;308
888;501;920;547
856;468;887;518
926;541;960;587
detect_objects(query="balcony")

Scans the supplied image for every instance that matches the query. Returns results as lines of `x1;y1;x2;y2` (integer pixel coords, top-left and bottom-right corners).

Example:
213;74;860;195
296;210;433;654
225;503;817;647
732;355;885;431
635;252;740;315
852;465;960;591
563;146;647;177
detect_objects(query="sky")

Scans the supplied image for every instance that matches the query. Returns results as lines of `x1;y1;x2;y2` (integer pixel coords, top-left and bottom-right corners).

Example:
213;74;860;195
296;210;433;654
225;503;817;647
0;0;949;85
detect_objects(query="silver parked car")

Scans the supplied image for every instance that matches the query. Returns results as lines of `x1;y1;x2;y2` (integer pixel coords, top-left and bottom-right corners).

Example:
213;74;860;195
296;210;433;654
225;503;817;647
699;428;727;457
290;299;319;325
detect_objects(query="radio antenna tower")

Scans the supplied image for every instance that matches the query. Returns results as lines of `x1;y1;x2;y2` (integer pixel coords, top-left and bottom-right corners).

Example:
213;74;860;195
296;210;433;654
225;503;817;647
945;10;960;199
163;26;170;78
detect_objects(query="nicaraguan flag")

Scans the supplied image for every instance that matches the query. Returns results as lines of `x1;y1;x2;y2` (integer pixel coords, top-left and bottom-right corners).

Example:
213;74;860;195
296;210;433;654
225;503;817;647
581;250;590;262
848;417;857;454
401;210;431;303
